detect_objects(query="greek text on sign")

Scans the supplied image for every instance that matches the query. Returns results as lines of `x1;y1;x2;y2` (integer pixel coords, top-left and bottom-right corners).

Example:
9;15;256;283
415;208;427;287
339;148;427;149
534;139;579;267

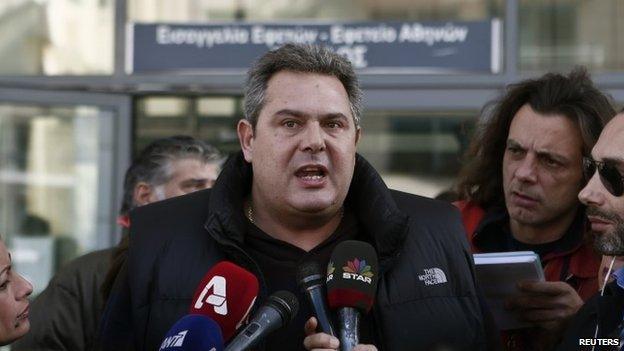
128;19;501;74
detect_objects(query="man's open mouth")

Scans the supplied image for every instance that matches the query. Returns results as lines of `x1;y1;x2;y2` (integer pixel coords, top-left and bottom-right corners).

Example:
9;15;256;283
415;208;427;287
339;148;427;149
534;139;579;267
295;165;328;181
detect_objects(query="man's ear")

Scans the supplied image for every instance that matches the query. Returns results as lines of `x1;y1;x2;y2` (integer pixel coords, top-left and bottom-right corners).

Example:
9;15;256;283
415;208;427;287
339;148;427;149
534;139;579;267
237;119;254;162
133;182;154;207
355;127;362;145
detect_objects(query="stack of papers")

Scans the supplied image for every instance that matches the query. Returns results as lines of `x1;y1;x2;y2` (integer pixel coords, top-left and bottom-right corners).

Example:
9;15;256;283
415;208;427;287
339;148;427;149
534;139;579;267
473;251;544;330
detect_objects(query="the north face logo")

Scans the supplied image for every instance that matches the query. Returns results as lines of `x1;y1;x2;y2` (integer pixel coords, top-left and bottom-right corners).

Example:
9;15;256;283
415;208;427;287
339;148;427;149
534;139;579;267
418;268;447;286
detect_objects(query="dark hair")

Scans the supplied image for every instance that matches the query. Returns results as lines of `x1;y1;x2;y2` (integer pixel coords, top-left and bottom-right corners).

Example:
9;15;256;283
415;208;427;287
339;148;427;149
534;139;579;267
456;67;615;208
244;43;362;128
119;135;222;215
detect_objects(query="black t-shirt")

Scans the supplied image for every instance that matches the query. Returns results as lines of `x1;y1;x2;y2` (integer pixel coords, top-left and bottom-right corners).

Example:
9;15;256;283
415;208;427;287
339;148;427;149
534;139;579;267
474;206;585;266
244;210;374;350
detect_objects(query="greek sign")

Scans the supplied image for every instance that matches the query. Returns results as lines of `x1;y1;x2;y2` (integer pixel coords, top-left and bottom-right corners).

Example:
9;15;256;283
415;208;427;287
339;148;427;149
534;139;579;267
127;20;501;74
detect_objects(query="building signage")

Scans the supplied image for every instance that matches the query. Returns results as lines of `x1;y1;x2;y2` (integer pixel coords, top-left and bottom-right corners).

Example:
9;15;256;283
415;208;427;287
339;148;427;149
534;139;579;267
127;19;501;74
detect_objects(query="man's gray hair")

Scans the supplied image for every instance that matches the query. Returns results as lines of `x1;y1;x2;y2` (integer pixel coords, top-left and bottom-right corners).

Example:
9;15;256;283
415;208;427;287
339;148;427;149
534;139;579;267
244;43;363;128
120;135;222;215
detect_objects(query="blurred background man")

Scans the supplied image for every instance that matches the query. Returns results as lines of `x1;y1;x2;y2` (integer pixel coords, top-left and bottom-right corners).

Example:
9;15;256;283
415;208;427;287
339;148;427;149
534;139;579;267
455;68;615;350
12;135;222;351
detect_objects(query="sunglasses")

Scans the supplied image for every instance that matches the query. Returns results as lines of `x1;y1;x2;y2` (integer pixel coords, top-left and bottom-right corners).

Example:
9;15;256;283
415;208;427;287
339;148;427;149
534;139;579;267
582;157;624;197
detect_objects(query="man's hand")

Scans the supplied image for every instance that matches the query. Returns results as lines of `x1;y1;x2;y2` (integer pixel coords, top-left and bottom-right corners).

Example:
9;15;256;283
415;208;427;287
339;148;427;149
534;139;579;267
303;317;378;351
304;317;339;351
505;280;583;330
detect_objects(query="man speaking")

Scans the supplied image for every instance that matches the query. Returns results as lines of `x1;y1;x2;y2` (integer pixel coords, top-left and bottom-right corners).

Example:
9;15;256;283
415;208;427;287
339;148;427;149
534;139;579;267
100;44;492;351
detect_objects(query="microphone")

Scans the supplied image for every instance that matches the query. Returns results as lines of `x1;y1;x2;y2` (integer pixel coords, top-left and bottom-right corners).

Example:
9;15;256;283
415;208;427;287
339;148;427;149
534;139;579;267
297;261;336;336
326;240;379;351
189;261;259;341
225;290;299;351
159;314;224;351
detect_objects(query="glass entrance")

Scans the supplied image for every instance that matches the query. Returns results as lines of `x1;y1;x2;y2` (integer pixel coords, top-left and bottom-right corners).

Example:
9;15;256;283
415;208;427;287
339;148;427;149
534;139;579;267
0;88;130;295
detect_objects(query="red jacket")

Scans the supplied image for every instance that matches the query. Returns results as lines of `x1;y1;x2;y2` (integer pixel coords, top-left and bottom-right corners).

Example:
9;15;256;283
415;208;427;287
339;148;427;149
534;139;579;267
455;200;600;350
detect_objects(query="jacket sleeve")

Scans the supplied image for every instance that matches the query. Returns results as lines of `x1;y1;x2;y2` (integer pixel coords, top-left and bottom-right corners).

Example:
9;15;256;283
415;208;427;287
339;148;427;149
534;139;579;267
477;285;504;351
96;260;135;351
452;209;502;351
452;207;495;351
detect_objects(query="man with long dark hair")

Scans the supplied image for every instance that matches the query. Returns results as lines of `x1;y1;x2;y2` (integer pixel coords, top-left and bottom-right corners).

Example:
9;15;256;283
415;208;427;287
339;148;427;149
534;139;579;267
456;68;615;350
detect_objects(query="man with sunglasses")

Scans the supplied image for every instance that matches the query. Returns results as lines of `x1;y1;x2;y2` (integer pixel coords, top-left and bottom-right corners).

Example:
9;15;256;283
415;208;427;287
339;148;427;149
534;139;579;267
455;68;615;350
556;112;624;350
593;152;624;296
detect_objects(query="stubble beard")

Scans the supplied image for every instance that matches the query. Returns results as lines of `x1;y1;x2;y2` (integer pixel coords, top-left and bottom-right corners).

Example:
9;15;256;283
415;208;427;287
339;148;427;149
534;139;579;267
589;207;624;256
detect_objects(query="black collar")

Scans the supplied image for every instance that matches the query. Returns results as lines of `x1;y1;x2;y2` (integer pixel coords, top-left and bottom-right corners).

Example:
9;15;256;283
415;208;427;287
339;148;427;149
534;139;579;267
203;152;408;263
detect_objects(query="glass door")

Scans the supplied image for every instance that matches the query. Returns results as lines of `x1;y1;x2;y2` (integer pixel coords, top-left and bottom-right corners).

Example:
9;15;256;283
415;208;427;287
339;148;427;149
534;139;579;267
0;88;130;295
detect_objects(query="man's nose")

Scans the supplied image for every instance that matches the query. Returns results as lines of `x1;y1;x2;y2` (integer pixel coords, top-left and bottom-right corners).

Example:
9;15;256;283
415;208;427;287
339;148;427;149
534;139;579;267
300;122;326;153
579;172;606;206
514;154;538;183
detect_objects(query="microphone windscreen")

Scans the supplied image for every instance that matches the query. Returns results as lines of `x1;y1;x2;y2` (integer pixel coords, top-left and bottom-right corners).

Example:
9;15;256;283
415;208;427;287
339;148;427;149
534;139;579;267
267;290;300;325
189;261;259;341
297;261;324;290
224;291;299;351
159;314;224;351
326;240;379;312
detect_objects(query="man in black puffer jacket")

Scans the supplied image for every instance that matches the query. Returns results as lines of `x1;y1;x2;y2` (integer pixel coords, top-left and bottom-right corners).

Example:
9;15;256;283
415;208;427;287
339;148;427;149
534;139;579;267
98;43;494;351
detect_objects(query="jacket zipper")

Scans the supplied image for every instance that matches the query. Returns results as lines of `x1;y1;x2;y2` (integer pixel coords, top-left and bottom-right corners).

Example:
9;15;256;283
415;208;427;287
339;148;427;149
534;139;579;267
204;219;269;351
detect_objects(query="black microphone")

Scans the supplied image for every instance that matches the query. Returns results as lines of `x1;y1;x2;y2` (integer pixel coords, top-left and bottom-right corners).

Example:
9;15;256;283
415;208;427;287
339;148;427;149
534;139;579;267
298;261;336;336
327;241;379;351
224;290;299;351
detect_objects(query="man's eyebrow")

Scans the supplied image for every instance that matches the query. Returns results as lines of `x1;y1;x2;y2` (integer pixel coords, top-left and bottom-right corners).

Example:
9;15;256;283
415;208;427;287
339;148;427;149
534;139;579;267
274;109;308;118
535;150;568;163
507;139;568;162
274;109;349;120
506;139;524;148
323;113;349;121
